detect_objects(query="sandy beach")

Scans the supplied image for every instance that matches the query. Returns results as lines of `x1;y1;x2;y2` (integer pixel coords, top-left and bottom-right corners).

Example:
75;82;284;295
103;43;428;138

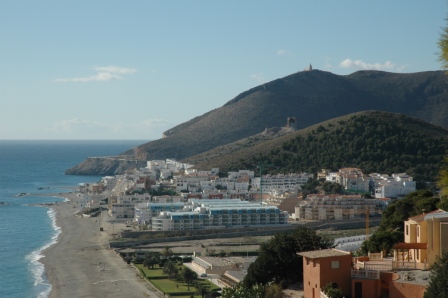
41;193;162;298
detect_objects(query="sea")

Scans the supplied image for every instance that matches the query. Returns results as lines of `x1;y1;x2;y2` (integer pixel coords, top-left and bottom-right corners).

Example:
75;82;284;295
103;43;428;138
0;140;147;298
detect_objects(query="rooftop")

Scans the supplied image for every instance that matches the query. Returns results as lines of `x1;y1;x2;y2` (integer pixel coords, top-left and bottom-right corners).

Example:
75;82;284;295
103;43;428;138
408;209;445;222
297;249;351;259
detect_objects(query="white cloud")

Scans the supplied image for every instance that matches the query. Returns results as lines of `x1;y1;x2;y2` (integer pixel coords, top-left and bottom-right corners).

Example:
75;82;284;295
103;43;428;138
55;66;137;82
53;118;109;132
277;49;287;56
138;118;174;127
339;59;406;72
93;66;137;74
251;73;266;84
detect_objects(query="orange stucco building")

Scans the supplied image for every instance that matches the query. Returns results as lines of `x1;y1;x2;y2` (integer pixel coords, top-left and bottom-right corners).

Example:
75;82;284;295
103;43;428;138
298;209;448;298
298;249;352;298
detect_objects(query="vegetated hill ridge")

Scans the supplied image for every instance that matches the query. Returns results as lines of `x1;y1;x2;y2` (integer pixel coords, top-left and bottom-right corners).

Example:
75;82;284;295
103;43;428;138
184;111;448;182
66;69;448;175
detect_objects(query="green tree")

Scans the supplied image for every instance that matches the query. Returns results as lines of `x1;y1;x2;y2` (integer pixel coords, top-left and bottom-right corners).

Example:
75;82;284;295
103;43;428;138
161;246;173;258
182;267;198;291
322;181;343;194
323;282;343;298
359;230;402;256
244;226;333;287
143;252;159;269
194;282;211;298
379;190;438;232
424;251;448;298
163;259;178;279
437;156;448;209
265;283;285;298
222;283;265;298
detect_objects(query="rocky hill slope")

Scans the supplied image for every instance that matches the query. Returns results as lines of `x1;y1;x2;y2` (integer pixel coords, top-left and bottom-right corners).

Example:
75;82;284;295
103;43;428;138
185;111;448;182
66;69;448;175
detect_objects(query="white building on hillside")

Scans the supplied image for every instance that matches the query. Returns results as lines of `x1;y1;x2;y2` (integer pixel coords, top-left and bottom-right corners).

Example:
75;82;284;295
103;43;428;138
371;173;416;199
251;173;313;193
327;168;370;193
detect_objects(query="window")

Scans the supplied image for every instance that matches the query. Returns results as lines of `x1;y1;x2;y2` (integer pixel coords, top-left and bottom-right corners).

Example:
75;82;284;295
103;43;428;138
331;261;340;269
417;226;419;237
406;225;409;235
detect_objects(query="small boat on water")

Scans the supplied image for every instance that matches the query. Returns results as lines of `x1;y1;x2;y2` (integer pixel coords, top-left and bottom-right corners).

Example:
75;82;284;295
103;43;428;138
14;192;29;197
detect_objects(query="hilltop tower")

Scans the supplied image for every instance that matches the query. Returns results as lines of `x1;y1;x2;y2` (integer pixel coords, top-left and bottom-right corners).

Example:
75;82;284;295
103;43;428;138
286;117;297;129
303;64;313;71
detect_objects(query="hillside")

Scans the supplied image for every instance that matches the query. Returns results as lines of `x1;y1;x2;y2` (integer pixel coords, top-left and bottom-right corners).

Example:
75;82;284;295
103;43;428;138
66;69;448;175
184;111;448;182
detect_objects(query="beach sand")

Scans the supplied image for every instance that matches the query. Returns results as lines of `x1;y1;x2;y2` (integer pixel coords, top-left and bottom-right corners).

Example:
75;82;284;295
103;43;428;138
41;193;162;298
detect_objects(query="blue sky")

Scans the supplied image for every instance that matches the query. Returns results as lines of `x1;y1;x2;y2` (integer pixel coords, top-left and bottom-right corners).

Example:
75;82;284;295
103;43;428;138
0;1;446;140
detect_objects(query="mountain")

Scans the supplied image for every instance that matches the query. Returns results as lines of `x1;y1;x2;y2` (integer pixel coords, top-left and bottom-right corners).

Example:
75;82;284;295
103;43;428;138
184;111;448;182
66;69;448;175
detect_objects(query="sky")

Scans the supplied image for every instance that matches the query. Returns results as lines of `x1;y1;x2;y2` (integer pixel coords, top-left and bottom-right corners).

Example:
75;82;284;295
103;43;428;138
0;1;446;140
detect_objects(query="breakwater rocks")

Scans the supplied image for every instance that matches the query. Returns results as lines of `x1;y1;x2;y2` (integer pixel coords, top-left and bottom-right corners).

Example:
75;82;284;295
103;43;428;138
65;156;147;176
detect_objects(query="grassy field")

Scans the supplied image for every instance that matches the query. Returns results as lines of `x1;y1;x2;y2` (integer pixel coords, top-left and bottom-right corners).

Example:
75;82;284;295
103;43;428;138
136;263;220;298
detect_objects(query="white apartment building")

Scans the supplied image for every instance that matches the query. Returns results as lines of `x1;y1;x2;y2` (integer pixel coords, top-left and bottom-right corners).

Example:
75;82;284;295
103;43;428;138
174;175;210;192
101;176;119;191
228;170;255;179
295;194;381;221
134;202;185;225
151;199;289;231
371;173;416;199
109;203;135;219
251;173;313;193
327;168;370;193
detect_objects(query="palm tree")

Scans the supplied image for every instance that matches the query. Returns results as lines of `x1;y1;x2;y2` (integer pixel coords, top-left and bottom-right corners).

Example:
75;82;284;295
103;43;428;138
195;282;210;298
143;252;159;269
182;267;198;291
161;246;173;258
162;259;178;279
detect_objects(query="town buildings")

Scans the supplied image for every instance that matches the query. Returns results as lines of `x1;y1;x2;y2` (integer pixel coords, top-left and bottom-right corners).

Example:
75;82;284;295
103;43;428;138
323;168;416;199
370;173;417;199
151;199;289;231
326;168;370;193
295;194;381;221
251;173;313;193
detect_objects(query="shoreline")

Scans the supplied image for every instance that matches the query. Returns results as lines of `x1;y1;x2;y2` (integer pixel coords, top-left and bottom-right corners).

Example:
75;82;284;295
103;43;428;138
39;192;162;298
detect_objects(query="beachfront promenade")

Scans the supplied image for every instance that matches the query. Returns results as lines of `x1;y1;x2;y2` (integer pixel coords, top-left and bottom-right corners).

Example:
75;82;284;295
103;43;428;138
42;192;162;298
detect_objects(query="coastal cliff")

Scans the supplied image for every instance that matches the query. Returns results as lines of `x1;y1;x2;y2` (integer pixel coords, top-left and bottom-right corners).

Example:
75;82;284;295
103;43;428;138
64;156;147;176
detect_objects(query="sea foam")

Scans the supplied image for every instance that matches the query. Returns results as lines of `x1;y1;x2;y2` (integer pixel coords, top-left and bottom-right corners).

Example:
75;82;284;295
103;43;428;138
26;208;61;298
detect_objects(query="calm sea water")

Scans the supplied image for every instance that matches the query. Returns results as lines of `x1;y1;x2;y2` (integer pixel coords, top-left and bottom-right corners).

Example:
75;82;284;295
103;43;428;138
0;140;146;298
